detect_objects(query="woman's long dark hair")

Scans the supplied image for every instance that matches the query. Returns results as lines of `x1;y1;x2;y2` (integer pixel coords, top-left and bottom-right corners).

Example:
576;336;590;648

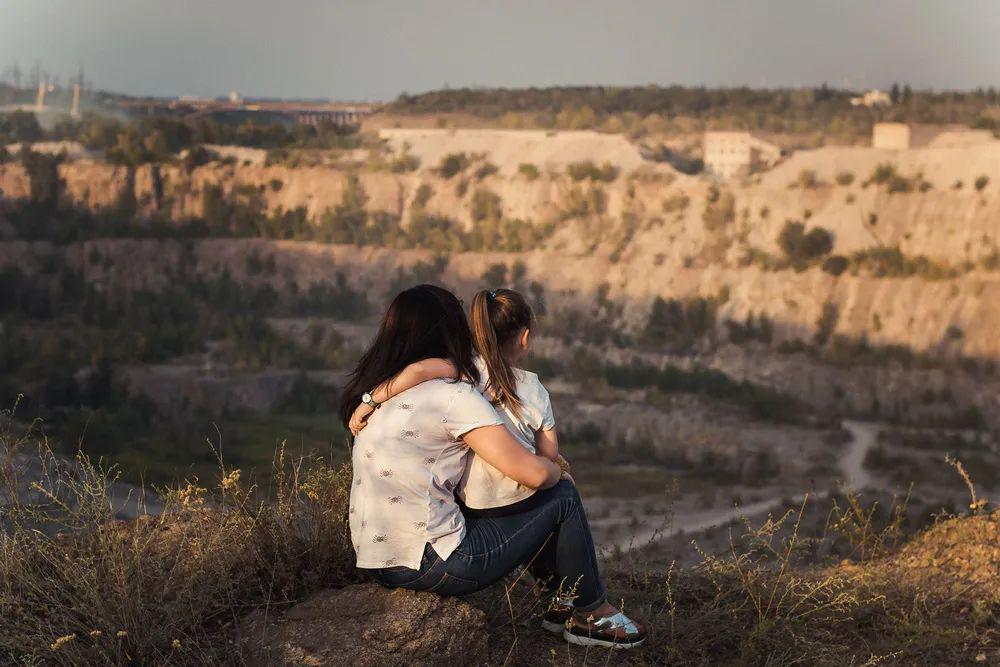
338;284;479;427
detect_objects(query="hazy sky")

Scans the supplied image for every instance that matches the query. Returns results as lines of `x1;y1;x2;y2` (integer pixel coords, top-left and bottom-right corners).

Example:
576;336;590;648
2;0;998;101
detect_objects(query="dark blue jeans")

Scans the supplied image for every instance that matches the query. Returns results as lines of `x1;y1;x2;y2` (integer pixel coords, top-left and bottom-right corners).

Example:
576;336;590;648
372;480;606;611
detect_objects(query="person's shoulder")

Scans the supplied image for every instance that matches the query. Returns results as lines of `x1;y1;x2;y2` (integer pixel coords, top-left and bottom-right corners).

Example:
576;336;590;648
516;369;550;402
423;377;482;400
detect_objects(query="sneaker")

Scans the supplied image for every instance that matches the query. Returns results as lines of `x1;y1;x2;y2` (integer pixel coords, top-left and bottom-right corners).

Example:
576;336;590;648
563;610;646;649
541;597;574;635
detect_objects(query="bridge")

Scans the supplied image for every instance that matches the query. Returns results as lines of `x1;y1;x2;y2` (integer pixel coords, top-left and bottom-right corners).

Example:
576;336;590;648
113;97;380;125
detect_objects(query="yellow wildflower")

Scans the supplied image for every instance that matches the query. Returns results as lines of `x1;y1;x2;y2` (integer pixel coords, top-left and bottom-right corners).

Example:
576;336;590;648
221;469;242;492
50;634;76;651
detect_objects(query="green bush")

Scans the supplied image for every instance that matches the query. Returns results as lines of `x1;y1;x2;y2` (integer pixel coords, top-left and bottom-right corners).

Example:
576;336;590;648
644;295;720;351
821;255;850;276
182;145;213;173
435;152;469;178
20;146;64;210
470;188;502;222
662;193;691;213
835;171;854;186
702;190;735;231
411;184;433;209
518;162;541;180
975;175;990;191
389;152;420;173
792;169;820;189
778;221;833;266
567;160;618;182
562;186;606;218
814;301;839;346
474;162;498;180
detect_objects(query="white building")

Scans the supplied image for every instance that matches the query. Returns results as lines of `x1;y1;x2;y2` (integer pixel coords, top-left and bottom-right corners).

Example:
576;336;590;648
703;131;782;180
850;90;892;107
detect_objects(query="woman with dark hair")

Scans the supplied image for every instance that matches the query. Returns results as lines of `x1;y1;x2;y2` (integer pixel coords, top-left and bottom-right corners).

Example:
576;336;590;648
341;285;645;649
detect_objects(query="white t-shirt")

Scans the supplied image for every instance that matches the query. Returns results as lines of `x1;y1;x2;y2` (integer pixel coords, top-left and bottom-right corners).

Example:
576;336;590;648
457;357;557;509
349;379;503;570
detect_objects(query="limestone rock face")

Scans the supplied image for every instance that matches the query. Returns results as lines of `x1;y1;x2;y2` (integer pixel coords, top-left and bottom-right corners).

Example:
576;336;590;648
249;583;487;666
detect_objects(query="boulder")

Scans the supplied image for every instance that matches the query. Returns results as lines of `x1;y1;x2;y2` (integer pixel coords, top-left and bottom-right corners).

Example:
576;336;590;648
248;583;487;666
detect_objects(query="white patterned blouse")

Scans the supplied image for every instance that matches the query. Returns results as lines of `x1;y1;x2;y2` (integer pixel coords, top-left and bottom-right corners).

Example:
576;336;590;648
349;379;503;570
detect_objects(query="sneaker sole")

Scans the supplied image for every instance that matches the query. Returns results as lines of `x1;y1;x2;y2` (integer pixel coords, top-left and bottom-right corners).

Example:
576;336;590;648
563;629;646;649
541;619;566;635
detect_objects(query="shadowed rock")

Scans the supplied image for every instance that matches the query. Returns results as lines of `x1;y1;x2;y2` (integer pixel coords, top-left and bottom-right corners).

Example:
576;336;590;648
247;583;487;666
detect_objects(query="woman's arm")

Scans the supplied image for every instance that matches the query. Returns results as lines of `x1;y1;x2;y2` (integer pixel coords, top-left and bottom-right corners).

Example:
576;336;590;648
462;425;561;490
535;428;559;461
349;358;458;434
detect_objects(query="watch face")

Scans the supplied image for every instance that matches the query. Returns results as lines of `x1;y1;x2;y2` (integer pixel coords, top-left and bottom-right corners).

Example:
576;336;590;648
362;392;373;405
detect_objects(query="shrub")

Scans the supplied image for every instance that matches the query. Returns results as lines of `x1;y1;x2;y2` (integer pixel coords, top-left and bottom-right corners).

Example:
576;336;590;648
835;171;855;186
562;186;606;218
644;295;720;351
411;183;433;209
975;175;990;191
20;146;64;210
390;152;420;173
474;162;498;180
864;163;897;187
182;145;212;173
269;178;284;192
849;247;956;279
821;255;850;276
777;221;833;266
518;162;540;180
0;417;358;664
793;169;820;189
662;193;691;213
863;163;916;193
814;301;839;346
481;262;507;285
567;160;618;182
435;152;468;178
470;188;502;223
702;190;735;231
886;174;912;193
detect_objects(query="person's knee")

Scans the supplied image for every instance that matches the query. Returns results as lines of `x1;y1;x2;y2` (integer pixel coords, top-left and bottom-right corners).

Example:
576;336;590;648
552;479;582;505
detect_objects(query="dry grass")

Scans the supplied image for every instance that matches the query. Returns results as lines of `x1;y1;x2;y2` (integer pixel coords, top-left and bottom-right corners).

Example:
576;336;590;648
478;484;998;665
3;400;998;665
0;409;357;665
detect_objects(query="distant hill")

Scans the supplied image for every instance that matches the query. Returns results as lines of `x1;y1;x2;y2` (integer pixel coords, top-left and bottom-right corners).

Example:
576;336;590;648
386;84;1000;135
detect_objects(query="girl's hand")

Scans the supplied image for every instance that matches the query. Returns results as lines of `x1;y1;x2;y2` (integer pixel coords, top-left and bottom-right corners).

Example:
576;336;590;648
349;403;374;436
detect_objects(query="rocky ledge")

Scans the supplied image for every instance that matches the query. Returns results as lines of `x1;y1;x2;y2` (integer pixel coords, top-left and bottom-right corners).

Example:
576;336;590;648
244;583;487;666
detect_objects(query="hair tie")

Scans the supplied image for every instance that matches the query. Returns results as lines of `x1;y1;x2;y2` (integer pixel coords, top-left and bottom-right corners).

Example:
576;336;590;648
488;290;496;300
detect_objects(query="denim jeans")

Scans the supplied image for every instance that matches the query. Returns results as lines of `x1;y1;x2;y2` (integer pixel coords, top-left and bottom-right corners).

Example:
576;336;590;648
372;480;606;611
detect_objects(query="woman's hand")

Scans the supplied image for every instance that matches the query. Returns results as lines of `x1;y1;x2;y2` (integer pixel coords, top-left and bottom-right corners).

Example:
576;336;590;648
349;403;374;436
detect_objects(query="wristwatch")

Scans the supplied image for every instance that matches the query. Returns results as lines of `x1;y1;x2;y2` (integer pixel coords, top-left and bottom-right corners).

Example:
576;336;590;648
361;392;380;409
